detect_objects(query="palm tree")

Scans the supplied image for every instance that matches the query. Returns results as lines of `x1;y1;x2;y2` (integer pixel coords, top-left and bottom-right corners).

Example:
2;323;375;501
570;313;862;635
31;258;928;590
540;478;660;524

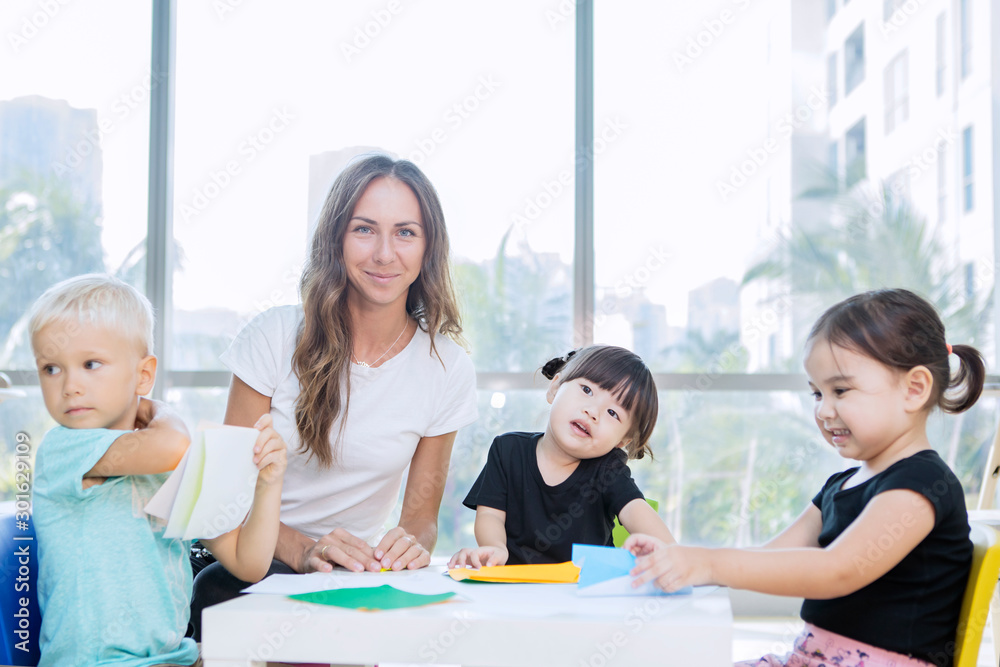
743;170;993;480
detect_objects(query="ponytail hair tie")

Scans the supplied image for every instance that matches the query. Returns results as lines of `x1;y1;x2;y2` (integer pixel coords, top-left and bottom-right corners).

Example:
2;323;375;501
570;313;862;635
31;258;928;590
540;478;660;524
946;343;953;355
541;349;578;380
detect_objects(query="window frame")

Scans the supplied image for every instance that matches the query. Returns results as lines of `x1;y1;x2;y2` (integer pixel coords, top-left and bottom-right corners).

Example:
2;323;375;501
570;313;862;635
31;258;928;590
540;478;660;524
4;0;999;400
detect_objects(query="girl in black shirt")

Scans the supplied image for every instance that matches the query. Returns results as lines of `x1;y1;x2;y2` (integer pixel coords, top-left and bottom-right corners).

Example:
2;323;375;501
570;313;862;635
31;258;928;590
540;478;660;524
627;289;983;667
451;345;676;566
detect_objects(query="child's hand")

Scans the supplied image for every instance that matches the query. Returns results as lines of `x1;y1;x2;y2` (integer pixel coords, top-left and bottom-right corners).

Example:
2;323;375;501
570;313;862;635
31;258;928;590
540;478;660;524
627;541;712;593
251;414;287;486
448;545;508;569
133;397;190;439
623;533;669;557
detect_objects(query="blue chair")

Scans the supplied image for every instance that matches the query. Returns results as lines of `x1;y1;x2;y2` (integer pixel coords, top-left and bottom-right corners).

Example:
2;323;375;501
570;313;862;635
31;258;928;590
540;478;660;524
0;506;41;666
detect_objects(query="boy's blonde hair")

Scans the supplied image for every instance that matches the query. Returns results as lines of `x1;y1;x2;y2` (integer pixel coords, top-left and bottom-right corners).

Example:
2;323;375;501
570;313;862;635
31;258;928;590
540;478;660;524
28;274;155;357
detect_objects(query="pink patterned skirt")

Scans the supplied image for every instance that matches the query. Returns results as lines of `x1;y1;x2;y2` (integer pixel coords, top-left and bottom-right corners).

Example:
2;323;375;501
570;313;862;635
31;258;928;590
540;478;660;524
736;623;937;667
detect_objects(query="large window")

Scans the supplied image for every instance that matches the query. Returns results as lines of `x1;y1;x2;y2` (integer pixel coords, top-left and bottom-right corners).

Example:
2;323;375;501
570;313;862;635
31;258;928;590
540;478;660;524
3;1;999;555
827;52;838;108
960;0;972;79
844;23;865;96
0;0;154;477
845;118;867;186
936;13;946;97
171;3;574;375
883;51;908;134
963;125;974;212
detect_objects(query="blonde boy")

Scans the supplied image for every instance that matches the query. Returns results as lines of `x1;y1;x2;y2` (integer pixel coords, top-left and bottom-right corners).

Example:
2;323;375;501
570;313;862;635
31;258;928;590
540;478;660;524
29;274;286;667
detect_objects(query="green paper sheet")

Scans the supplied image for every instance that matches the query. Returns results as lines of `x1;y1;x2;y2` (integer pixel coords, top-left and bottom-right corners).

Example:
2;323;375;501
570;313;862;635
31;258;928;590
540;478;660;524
289;585;456;611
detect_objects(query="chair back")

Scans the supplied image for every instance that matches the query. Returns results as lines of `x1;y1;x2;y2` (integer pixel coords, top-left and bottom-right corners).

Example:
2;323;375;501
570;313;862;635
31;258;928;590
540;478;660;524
611;498;659;548
0;506;40;666
955;521;1000;667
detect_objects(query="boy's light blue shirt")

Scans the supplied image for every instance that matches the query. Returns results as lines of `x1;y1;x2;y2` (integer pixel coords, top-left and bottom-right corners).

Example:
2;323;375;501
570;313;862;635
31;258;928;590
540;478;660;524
33;427;198;667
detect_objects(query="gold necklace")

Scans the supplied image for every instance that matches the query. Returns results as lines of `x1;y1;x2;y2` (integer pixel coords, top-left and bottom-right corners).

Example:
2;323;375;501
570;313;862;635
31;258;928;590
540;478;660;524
352;322;408;368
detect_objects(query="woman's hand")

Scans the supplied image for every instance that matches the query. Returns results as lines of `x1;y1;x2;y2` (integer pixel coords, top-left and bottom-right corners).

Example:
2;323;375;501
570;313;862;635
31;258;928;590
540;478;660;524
374;526;431;571
251;414;286;486
134;396;156;429
133;397;190;437
447;545;508;569
304;528;379;574
625;534;712;592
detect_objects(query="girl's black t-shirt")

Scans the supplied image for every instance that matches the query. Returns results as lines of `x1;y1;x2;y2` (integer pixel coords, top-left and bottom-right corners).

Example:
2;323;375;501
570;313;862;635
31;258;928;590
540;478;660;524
463;431;644;564
800;450;972;666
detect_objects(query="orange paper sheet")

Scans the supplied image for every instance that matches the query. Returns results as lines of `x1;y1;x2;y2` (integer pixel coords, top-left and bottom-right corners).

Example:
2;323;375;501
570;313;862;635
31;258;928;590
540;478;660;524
448;561;580;584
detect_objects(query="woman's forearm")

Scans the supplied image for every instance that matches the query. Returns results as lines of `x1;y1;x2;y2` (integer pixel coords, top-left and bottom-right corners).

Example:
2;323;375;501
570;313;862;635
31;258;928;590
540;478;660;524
400;515;438;553
274;521;315;573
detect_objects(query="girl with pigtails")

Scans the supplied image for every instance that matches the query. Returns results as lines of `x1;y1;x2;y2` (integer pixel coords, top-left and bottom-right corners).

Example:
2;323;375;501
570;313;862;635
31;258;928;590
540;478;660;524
628;289;982;667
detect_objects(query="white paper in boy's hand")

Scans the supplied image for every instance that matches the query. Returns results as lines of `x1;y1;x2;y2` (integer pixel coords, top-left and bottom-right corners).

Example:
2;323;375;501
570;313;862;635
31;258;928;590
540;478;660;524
144;426;259;540
143;447;189;520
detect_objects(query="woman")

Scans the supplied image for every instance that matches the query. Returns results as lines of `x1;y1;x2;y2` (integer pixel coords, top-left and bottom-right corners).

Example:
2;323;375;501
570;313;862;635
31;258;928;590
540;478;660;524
190;154;478;637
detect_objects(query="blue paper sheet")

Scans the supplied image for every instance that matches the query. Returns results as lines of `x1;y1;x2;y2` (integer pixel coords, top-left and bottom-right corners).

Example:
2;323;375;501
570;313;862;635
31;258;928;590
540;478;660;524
571;544;692;597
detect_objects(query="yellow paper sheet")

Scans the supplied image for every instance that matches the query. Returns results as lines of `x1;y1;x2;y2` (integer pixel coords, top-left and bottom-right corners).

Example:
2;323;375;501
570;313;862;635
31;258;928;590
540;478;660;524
448;561;580;584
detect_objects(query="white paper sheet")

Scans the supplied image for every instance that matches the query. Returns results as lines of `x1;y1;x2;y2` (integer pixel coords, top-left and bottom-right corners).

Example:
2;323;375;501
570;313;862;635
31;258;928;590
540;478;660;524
244;570;456;596
144;426;259;539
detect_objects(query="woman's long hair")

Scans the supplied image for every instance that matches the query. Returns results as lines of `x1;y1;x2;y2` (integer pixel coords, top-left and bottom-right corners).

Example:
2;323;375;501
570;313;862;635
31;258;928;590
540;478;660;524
292;154;464;467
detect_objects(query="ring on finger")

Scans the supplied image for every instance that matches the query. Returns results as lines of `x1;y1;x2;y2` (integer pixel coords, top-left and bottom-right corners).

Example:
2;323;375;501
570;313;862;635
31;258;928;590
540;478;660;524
321;545;329;559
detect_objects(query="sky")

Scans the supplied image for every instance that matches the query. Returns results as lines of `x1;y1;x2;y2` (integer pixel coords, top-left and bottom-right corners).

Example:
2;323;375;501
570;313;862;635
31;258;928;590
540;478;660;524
1;0;796;328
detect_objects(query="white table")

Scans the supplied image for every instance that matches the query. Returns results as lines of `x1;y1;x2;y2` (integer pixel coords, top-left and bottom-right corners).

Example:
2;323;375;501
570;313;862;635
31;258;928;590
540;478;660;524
201;568;732;666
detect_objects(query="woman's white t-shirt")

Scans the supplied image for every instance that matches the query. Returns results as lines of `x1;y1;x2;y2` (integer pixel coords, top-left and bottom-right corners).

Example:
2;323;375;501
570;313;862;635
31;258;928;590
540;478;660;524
220;305;479;543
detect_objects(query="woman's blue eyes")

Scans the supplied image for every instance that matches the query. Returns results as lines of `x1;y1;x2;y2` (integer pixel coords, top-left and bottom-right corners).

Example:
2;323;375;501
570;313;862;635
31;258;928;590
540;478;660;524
353;225;416;237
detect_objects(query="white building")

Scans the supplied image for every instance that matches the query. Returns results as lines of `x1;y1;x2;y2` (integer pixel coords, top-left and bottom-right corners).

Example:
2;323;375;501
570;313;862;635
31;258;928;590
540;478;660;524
825;0;996;300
